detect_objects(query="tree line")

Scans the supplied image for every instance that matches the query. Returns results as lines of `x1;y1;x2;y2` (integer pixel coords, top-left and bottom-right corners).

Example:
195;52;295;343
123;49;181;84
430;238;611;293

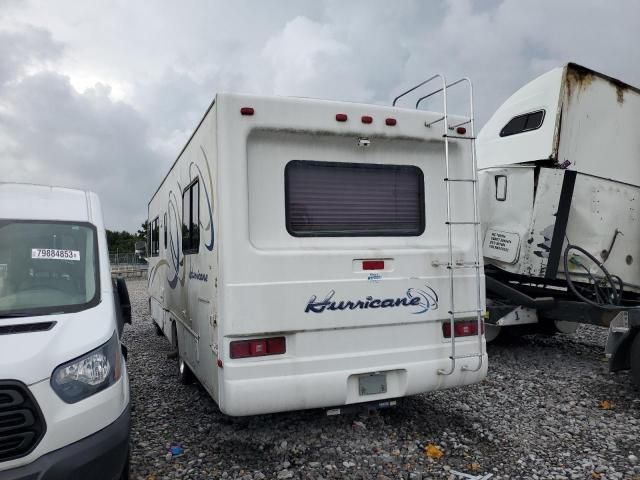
106;221;147;254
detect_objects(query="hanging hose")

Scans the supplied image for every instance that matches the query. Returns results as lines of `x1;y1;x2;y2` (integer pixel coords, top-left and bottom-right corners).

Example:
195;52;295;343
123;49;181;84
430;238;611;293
563;244;639;310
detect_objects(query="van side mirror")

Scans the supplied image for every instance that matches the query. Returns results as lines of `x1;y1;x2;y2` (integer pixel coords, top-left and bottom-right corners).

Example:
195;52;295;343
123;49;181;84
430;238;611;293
113;277;132;335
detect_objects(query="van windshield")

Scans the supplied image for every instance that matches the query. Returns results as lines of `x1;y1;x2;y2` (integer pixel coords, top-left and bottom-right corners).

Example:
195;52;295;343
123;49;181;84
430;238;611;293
0;221;100;317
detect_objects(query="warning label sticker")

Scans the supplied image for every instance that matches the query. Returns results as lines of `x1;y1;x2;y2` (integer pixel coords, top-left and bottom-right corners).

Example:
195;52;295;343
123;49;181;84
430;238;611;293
483;229;520;264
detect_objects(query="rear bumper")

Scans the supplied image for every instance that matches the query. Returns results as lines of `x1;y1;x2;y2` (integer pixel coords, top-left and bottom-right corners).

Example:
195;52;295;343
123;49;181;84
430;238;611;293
219;351;487;416
0;405;130;480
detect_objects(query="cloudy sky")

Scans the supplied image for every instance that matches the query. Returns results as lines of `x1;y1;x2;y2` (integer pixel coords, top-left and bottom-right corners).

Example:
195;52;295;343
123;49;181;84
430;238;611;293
1;0;638;231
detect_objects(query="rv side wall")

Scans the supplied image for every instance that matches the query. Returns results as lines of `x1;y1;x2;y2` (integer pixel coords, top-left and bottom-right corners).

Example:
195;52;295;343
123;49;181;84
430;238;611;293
147;101;220;403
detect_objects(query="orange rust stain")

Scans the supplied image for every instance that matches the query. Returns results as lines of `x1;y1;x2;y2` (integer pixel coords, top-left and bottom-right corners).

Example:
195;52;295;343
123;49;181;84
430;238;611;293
566;66;628;105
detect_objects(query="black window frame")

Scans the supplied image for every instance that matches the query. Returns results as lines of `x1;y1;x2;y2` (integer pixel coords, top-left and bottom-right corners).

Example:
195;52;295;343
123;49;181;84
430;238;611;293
146;221;151;257
151;216;159;257
163;212;167;249
495;175;507;201
284;160;426;238
182;179;200;254
499;109;545;137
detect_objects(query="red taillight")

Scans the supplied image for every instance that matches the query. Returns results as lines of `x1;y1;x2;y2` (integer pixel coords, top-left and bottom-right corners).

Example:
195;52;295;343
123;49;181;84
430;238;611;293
336;113;348;122
267;337;286;355
456;126;466;135
230;337;286;359
363;260;385;270
240;107;254;116
230;341;250;358
250;339;267;356
385;118;397;126
361;115;373;124
442;320;484;338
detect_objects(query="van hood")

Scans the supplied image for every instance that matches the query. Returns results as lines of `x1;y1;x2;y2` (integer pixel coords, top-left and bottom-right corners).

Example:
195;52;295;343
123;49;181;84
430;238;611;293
0;299;116;385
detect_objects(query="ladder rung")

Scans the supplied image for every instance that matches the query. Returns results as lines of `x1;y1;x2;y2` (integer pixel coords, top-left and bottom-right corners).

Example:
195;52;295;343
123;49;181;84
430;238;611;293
444;178;476;182
446;221;480;225
447;263;480;270
448;309;483;315
449;119;471;129
443;134;476;140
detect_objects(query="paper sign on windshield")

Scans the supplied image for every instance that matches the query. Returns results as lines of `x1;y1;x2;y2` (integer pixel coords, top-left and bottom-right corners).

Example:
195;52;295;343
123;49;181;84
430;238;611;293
31;248;81;261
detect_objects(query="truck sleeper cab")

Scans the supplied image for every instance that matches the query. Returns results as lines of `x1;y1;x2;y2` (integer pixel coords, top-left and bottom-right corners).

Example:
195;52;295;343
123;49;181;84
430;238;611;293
0;183;130;480
477;63;640;385
148;87;487;416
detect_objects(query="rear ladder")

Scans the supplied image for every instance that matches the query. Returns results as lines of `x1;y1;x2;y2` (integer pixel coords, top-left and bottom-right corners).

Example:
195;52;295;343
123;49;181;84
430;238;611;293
393;76;484;374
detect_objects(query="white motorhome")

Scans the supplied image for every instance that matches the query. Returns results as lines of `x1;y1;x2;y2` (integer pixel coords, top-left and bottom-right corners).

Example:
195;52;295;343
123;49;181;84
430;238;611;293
477;63;640;385
147;80;487;416
0;183;131;479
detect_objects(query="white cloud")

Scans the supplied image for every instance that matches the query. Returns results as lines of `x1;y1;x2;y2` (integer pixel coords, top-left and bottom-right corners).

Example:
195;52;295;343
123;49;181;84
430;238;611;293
0;0;639;231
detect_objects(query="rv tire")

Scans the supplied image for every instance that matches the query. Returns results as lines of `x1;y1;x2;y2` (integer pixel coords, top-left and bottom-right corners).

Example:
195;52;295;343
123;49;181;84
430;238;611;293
630;330;640;388
178;357;194;385
154;321;163;336
174;324;194;385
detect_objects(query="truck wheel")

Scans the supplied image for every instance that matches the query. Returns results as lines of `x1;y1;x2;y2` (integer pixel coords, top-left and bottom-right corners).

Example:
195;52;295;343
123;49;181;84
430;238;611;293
484;324;501;343
631;332;640;388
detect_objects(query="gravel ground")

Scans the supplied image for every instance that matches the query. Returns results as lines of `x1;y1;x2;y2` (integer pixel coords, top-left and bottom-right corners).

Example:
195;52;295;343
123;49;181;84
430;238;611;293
123;279;640;480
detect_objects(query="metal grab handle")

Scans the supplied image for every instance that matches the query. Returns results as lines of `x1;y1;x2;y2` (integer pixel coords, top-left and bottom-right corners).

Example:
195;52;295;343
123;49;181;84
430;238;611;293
415;77;471;109
392;74;443;107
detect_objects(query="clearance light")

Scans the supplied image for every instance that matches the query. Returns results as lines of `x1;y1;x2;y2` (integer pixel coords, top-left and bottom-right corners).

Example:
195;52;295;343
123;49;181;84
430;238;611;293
230;337;286;359
240;107;254;116
336;113;348;122
442;320;484;338
456;126;467;135
361;115;373;124
363;260;385;270
385;118;397;126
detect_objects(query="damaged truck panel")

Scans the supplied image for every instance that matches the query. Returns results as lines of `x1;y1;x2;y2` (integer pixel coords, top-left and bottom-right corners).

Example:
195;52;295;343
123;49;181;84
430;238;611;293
478;63;640;386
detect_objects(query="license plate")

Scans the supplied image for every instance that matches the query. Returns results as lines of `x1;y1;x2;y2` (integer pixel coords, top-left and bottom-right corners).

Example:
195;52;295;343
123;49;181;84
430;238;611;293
359;373;387;396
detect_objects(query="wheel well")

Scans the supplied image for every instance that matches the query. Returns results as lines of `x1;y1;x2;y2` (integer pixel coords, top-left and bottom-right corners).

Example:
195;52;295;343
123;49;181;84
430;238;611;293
171;321;178;350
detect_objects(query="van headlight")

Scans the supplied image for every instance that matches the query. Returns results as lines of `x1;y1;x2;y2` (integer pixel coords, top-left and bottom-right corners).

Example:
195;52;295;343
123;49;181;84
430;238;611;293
51;332;122;403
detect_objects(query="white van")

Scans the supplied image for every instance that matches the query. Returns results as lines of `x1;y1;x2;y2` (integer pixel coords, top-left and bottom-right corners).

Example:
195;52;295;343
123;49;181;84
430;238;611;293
148;79;487;416
0;183;131;479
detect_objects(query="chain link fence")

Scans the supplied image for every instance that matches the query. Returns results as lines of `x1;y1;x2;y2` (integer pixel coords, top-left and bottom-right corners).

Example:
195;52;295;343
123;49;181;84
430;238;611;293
109;252;148;278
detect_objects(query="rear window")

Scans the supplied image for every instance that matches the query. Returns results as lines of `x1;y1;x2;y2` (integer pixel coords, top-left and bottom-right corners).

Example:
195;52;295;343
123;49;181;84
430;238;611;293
285;160;425;237
499;110;545;137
